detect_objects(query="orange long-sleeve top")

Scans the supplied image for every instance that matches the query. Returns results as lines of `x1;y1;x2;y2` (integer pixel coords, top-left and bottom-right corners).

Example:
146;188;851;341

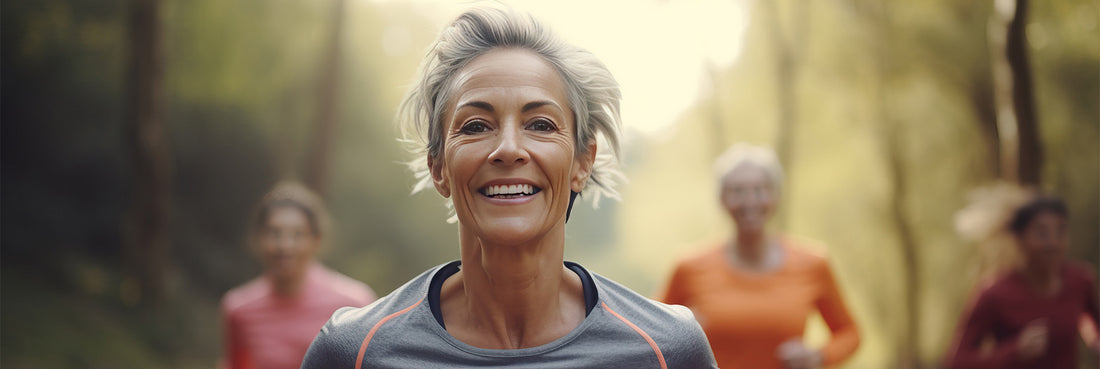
658;238;861;369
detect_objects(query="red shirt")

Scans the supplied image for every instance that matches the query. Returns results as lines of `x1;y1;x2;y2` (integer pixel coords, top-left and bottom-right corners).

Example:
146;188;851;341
945;263;1100;369
221;263;376;369
659;238;860;368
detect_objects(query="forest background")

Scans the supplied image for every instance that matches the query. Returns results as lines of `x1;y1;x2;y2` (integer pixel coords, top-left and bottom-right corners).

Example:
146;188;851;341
2;0;1097;368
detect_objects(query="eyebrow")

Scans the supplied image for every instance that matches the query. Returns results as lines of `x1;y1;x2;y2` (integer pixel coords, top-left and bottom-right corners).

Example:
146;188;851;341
455;100;562;114
522;101;559;113
457;101;494;112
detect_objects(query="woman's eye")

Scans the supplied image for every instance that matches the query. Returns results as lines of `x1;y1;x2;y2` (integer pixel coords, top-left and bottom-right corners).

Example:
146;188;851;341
459;120;490;134
528;118;557;132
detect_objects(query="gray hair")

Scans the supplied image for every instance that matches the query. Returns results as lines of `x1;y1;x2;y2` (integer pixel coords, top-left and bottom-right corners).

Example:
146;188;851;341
398;6;624;214
713;143;784;193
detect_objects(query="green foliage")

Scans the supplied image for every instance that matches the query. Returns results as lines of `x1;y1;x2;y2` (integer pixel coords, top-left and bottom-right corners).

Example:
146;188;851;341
2;0;1096;367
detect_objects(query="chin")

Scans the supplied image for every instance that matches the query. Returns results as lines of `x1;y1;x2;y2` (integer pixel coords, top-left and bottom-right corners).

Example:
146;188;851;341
476;217;553;246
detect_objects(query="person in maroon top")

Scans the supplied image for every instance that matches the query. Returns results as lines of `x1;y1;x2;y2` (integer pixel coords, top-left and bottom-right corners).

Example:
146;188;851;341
945;195;1100;369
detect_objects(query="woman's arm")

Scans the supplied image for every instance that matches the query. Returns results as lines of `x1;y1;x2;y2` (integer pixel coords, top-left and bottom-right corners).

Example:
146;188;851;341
221;307;253;369
814;262;860;366
1079;269;1100;352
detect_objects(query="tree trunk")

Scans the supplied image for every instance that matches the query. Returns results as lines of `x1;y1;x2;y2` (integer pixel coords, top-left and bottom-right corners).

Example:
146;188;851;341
762;0;807;226
303;0;346;198
125;0;170;307
989;0;1042;185
869;2;921;368
967;78;1002;180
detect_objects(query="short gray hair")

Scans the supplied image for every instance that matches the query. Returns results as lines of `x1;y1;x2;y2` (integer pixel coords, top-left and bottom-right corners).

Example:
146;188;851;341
713;143;784;193
398;6;624;210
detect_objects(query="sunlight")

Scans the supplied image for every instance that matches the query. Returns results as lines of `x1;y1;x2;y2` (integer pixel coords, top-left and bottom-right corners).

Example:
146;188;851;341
367;0;750;137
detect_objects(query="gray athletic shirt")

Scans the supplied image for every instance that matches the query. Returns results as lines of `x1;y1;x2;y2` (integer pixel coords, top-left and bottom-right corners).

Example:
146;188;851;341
300;261;717;368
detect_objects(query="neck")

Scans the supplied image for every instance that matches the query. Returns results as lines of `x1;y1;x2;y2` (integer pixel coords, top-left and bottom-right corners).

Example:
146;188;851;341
1019;260;1062;294
443;223;584;349
269;265;311;298
733;229;770;261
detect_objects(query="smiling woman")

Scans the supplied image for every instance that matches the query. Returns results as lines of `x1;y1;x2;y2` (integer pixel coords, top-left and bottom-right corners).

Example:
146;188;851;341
299;5;716;368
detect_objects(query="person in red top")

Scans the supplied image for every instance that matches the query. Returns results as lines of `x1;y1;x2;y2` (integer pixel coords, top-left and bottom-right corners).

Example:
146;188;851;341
659;143;860;369
945;194;1100;369
220;182;376;369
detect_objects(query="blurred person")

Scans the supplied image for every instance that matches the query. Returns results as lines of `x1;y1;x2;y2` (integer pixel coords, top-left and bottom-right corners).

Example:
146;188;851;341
945;193;1099;369
658;143;861;369
299;6;716;368
220;182;376;369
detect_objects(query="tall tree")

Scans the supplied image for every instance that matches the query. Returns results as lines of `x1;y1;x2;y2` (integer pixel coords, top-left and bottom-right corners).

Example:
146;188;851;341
762;0;808;225
989;0;1042;185
303;0;347;198
124;0;171;306
867;2;922;367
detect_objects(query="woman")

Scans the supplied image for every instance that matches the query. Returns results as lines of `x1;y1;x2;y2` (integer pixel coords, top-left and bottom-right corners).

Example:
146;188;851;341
221;182;376;369
659;143;860;369
945;194;1099;369
300;6;716;368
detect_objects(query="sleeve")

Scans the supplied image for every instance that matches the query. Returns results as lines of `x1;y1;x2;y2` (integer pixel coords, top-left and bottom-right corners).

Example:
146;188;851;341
657;262;691;307
943;288;1023;369
814;261;861;367
662;305;719;369
221;301;253;369
1078;268;1100;347
300;311;361;369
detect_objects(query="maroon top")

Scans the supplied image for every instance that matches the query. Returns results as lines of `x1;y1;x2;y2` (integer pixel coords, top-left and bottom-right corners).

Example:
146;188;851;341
945;263;1099;369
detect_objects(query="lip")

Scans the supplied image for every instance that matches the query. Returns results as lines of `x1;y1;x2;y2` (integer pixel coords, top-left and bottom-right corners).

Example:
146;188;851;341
477;178;542;204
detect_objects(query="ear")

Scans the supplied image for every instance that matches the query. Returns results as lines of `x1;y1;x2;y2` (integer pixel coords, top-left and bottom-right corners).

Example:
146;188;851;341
428;154;451;198
571;141;598;193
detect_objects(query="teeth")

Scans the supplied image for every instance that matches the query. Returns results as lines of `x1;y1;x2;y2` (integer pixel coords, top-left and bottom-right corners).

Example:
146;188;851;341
485;184;534;196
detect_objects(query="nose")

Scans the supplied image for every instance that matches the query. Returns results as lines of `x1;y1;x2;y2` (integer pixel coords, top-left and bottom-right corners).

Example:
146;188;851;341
488;124;529;166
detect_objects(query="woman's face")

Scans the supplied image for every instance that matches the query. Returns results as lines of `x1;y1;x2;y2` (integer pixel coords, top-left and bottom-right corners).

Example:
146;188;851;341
257;206;319;284
430;48;593;246
1016;211;1067;270
720;164;777;234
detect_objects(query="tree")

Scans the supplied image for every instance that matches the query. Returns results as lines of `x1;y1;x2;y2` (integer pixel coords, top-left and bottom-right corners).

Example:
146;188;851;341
124;0;171;306
303;0;347;198
761;0;809;226
989;0;1043;185
867;2;922;367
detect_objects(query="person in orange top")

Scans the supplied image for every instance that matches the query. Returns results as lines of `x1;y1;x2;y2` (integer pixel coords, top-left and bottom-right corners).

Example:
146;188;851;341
659;143;860;369
220;182;376;369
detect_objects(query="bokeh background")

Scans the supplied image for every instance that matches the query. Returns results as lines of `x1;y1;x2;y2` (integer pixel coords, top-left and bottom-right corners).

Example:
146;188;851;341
2;0;1096;368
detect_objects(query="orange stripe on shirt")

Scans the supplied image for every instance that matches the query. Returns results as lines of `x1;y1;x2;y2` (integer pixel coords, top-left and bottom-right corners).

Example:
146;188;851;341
602;302;668;369
355;298;424;369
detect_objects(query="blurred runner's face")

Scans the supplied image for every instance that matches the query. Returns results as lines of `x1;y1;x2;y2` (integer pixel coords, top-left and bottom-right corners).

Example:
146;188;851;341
1017;211;1067;271
432;48;590;246
258;206;319;285
721;164;777;235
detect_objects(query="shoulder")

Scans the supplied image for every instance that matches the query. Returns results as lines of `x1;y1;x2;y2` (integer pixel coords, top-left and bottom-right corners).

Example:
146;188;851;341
301;265;443;369
972;273;1023;304
221;277;268;316
672;245;725;272
781;237;832;274
590;271;716;367
1064;261;1097;281
315;265;377;305
1063;261;1098;290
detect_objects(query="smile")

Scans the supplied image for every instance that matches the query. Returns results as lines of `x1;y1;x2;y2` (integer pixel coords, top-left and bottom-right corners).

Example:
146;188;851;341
479;183;541;198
